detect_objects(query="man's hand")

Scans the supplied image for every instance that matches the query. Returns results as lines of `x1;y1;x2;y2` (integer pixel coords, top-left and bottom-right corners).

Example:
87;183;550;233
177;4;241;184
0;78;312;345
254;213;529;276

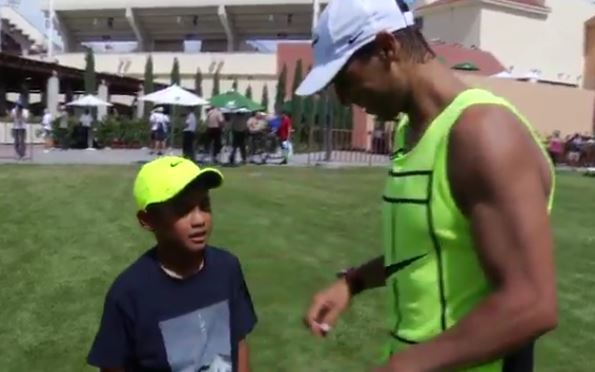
304;278;351;337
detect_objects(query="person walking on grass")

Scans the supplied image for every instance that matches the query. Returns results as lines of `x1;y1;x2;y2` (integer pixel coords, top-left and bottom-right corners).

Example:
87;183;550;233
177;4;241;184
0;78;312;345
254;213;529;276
87;156;257;372
299;1;558;371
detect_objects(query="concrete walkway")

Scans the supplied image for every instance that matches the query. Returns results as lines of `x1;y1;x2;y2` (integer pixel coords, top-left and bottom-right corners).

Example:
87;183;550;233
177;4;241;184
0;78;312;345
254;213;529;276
0;145;389;167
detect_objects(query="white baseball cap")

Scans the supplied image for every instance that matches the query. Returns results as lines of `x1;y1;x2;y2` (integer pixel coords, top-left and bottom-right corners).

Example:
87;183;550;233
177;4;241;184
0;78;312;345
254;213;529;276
296;0;415;96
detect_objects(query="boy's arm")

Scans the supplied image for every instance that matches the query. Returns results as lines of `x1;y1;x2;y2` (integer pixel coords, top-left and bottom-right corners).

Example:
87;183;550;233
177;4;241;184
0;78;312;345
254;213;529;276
238;340;250;372
230;256;257;371
88;291;133;371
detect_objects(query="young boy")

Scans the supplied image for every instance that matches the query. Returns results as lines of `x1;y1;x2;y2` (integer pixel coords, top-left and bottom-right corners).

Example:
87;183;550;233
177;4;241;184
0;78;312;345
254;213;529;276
87;156;257;372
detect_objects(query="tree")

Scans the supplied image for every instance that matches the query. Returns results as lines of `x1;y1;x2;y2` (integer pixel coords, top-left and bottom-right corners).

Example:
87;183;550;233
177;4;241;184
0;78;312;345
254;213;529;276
245;85;253;100
344;105;354;130
291;60;304;130
212;70;221;97
144;56;155;116
84;48;97;95
194;67;203;120
171;58;181;85
317;89;329;128
170;58;181;143
275;64;288;113
261;85;269;113
303;94;317;137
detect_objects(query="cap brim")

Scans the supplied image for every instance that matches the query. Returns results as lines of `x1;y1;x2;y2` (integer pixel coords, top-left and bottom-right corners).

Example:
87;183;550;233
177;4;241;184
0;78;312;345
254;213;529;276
295;53;351;96
191;168;224;190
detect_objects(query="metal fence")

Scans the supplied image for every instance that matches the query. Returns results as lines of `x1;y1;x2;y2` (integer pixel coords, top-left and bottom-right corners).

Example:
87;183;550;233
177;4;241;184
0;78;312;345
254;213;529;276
299;125;394;166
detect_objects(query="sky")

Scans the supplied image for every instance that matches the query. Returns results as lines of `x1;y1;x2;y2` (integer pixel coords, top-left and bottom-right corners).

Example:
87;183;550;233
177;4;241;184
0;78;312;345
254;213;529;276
18;0;45;31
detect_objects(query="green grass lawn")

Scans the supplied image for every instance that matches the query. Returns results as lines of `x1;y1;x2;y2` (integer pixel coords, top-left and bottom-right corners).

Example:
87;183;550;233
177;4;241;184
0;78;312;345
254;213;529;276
0;165;593;371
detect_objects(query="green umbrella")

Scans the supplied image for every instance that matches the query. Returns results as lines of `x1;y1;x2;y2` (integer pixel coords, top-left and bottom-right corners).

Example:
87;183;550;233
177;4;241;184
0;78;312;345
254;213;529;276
209;91;263;113
452;62;480;71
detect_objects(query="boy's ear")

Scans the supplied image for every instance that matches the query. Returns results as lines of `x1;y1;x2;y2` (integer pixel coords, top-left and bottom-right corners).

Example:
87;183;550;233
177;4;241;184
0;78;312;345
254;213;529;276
137;211;155;232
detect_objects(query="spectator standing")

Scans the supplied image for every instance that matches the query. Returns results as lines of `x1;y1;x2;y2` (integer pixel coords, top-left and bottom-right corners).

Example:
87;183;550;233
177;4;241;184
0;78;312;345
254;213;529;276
149;107;168;156
183;109;197;160
229;113;249;166
80;109;94;150
205;107;225;163
547;131;563;166
41;109;54;153
278;111;293;165
58;106;70;150
10;102;29;160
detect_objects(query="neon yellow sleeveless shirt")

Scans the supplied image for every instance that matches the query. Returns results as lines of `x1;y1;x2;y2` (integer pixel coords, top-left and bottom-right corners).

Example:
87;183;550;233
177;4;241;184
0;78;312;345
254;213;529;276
382;89;555;371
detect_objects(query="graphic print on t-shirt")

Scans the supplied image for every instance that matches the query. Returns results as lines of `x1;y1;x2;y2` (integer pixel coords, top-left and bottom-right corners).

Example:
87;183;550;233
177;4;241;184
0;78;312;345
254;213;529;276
159;300;231;372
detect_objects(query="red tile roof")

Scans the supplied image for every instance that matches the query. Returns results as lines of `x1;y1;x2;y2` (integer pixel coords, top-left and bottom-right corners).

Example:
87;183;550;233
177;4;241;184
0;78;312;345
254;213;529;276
430;41;506;76
417;0;548;11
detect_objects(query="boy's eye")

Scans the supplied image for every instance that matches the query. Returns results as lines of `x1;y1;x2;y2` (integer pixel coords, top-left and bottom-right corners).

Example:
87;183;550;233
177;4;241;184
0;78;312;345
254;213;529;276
198;197;211;212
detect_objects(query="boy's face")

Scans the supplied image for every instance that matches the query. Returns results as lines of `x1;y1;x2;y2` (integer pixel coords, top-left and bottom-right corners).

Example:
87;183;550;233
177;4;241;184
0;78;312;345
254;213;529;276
138;185;213;253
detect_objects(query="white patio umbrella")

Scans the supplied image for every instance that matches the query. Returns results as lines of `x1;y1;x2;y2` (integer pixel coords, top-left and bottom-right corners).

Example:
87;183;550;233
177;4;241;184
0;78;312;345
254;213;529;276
66;95;113;107
140;84;208;106
491;70;514;79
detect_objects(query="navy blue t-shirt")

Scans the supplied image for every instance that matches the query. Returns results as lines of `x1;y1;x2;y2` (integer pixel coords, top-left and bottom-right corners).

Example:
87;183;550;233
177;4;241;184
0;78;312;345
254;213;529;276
88;246;257;372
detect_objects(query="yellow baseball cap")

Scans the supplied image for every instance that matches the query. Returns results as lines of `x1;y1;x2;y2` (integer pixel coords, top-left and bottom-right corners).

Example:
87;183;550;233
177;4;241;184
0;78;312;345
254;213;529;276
133;156;223;211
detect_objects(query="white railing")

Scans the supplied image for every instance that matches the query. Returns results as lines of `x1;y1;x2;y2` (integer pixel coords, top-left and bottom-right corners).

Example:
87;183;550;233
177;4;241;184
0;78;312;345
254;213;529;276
0;122;46;144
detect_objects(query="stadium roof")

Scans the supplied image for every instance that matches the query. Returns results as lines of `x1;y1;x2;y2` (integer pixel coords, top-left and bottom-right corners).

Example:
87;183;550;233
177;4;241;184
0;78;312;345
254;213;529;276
0;52;165;95
41;0;329;51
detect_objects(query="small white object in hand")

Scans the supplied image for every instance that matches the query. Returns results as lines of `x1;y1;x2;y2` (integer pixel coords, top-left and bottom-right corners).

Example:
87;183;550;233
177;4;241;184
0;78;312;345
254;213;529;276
316;322;331;333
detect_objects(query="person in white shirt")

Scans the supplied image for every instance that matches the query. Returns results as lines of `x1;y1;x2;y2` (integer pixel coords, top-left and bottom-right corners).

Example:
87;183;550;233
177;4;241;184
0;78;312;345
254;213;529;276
205;107;225;163
41;109;53;152
149;107;167;156
79;109;94;149
183;109;197;160
10;103;30;159
57;106;70;150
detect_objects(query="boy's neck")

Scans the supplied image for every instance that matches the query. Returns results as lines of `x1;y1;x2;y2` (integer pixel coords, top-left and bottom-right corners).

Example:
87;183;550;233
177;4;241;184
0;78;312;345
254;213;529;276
156;244;206;280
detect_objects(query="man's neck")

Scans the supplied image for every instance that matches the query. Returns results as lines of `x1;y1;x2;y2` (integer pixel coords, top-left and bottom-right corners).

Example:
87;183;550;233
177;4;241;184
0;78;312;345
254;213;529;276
156;244;205;279
403;61;468;145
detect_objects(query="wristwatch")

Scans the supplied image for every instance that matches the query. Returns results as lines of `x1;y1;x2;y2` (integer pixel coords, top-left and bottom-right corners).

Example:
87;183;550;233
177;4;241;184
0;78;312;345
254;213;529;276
336;267;365;296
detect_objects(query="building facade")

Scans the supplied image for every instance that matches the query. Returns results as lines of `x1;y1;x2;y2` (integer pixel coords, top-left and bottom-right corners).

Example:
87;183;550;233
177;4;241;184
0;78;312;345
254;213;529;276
416;0;595;87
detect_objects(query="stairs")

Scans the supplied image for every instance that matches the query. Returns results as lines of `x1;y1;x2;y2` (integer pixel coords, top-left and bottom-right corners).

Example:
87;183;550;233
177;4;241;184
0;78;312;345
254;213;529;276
0;6;46;52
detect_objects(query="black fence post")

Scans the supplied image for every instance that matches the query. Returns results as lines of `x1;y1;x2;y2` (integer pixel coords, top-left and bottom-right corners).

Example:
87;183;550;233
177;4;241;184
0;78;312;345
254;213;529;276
324;93;332;162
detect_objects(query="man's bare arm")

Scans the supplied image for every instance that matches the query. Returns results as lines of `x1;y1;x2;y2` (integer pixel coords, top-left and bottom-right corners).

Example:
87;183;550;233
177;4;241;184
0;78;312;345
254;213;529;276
238;340;251;372
384;106;558;371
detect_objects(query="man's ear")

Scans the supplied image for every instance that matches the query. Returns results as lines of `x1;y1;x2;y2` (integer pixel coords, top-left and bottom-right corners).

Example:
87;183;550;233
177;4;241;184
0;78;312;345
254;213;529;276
137;211;155;232
374;31;401;65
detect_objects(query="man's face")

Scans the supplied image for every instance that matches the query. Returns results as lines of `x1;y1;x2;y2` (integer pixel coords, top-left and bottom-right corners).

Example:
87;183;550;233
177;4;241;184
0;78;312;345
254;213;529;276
140;185;213;253
332;32;409;120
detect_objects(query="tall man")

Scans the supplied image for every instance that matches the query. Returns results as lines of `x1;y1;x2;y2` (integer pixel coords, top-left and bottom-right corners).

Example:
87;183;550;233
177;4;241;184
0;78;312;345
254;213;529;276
183;108;197;160
10;102;29;159
205;107;225;164
299;1;558;371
